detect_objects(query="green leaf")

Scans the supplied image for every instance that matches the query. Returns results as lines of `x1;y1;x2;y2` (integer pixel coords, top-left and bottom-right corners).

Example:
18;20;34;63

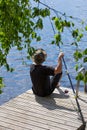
27;47;35;58
83;57;87;63
10;68;14;72
54;17;59;27
73;50;83;61
36;36;41;41
72;23;74;27
31;32;37;39
36;18;43;29
54;34;61;45
0;77;4;92
84;71;87;83
17;47;23;51
0;31;5;36
63;21;71;27
79;33;83;38
5;63;10;71
53;17;64;32
72;29;79;38
40;8;50;17
85;26;87;31
52;16;56;20
83;49;87;55
0;90;3;94
77;37;81;42
51;40;55;44
75;64;79;71
76;73;84;81
70;16;73;18
32;7;40;17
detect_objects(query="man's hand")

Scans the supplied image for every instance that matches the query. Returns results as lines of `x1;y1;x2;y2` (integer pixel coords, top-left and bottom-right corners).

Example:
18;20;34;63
58;52;64;59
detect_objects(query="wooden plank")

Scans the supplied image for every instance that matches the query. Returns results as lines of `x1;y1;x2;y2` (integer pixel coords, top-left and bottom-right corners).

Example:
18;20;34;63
0;125;13;130
0;87;87;130
0;105;81;129
0;116;46;130
4;98;80;121
12;89;87;118
0;122;29;130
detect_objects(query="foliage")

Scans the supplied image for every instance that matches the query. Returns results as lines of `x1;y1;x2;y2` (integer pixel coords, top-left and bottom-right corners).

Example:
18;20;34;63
0;0;87;93
0;0;50;92
0;0;50;67
0;77;4;94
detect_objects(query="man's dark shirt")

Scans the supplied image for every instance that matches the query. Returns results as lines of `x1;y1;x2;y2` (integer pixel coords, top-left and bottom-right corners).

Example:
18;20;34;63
30;64;55;96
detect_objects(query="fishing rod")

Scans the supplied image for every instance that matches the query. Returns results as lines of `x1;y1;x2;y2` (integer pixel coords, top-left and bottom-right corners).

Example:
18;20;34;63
48;15;86;130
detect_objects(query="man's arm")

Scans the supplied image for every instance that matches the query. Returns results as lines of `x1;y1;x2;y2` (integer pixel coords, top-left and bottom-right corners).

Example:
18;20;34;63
54;52;64;74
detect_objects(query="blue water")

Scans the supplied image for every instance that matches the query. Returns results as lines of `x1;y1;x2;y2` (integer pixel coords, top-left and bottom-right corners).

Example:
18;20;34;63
0;0;87;105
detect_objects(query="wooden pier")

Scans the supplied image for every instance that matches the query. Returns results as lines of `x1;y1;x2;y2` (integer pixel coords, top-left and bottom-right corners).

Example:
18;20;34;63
0;87;87;130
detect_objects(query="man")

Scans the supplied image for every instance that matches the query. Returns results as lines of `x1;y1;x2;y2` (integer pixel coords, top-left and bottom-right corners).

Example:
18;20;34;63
30;48;64;97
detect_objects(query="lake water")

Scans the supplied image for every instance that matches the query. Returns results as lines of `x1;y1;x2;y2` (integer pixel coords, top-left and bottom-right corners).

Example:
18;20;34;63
0;0;87;105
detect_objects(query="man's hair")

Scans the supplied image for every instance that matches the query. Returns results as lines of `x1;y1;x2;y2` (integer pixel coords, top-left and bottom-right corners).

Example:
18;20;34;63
32;48;47;64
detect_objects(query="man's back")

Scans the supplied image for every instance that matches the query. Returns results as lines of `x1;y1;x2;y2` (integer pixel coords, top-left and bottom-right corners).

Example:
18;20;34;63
30;64;54;96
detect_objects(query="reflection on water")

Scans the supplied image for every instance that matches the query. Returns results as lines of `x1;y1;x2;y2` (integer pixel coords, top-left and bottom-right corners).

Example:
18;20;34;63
0;0;87;105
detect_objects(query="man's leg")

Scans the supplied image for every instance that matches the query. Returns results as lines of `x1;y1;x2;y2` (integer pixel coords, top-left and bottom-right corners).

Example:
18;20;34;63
49;72;62;94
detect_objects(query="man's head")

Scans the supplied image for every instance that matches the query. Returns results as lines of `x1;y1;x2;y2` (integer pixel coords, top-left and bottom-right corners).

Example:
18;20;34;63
32;48;47;65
